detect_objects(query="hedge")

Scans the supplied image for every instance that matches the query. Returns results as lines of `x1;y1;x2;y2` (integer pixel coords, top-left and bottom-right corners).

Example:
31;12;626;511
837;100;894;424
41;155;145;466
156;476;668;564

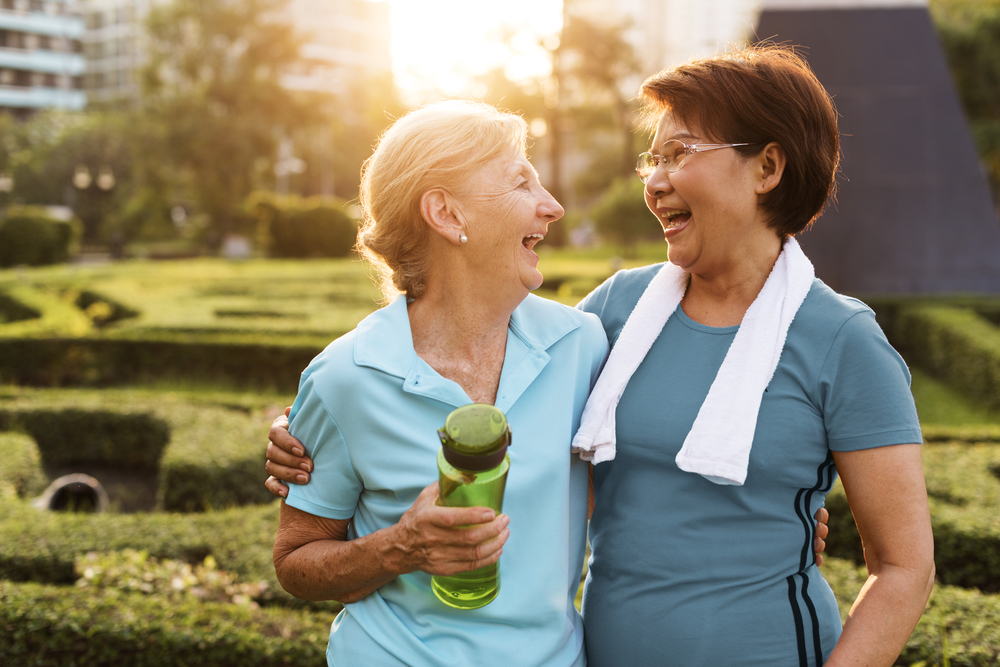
248;192;357;259
824;441;1000;593
0;580;332;666
875;303;1000;411
0;433;47;500
822;557;1000;667
0;388;280;512
0;207;81;268
0;335;323;392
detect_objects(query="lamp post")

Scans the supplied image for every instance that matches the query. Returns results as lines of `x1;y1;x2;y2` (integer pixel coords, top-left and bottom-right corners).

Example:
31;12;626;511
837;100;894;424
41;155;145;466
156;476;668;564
72;163;116;246
0;171;13;215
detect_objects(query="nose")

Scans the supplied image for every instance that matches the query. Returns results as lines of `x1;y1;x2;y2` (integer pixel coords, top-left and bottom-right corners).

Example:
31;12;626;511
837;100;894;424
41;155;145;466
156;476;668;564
539;187;565;222
644;165;673;199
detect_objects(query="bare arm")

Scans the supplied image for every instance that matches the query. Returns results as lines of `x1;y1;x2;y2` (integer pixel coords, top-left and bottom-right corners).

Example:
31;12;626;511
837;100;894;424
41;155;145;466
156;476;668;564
824;444;935;667
273;482;511;604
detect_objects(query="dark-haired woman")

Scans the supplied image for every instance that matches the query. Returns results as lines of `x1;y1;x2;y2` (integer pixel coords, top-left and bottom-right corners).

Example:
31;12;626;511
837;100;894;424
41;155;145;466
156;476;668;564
574;46;932;666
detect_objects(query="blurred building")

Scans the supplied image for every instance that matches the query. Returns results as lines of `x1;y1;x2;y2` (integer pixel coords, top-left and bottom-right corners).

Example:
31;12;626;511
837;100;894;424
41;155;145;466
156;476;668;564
569;0;758;73
0;0;86;117
77;0;391;107
281;0;391;95
79;0;147;106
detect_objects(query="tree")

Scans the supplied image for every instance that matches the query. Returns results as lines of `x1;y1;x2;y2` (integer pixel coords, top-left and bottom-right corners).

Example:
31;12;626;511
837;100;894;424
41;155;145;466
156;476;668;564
141;0;309;246
589;176;661;253
931;0;1000;209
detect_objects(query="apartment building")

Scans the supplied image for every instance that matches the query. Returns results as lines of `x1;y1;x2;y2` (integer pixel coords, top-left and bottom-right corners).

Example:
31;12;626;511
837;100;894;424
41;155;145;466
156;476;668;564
78;0;391;106
0;0;85;117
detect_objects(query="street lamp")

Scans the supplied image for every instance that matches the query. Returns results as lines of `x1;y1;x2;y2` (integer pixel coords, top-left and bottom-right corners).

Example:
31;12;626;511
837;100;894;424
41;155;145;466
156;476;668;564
0;171;13;213
72;163;116;246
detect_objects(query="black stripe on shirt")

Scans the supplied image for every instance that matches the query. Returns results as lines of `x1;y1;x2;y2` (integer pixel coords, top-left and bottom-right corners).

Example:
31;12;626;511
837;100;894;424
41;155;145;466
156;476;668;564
797;452;837;571
787;575;808;667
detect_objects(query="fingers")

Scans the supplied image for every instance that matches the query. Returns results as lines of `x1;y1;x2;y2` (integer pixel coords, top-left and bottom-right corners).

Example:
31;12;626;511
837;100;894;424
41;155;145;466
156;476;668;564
265;457;310;485
269;418;308;459
266;441;312;473
814;506;829;525
265;475;289;499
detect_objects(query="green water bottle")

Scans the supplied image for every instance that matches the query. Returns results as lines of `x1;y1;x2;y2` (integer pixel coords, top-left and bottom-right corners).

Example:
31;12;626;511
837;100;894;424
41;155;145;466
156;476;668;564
431;403;512;610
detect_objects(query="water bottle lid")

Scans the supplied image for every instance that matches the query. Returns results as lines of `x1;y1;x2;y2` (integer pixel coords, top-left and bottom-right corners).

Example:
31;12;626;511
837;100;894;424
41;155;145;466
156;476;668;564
438;403;511;472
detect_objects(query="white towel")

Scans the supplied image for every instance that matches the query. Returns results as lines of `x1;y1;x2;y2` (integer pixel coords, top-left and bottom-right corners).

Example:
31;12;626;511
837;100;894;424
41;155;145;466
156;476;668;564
571;237;815;485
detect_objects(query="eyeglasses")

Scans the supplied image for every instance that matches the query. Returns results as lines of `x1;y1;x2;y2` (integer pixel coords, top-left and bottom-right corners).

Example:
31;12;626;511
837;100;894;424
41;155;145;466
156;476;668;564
636;140;750;183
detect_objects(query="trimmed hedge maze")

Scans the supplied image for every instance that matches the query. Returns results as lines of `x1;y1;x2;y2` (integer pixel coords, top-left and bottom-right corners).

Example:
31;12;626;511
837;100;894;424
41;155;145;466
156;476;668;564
3;260;1000;664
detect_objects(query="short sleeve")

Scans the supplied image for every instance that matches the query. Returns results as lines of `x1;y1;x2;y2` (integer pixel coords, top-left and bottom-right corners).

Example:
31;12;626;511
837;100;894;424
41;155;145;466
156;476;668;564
284;372;363;520
819;311;923;451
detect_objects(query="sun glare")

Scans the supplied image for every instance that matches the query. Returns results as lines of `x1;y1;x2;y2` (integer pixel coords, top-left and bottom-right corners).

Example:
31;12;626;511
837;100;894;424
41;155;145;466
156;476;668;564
388;0;564;104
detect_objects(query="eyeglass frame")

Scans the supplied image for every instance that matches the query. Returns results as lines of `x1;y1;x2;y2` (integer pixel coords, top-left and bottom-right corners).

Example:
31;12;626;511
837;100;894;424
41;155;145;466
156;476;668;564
635;140;751;183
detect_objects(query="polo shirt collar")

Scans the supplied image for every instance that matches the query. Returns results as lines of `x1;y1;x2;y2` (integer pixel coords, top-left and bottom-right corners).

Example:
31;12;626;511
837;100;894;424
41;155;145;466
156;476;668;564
353;294;581;411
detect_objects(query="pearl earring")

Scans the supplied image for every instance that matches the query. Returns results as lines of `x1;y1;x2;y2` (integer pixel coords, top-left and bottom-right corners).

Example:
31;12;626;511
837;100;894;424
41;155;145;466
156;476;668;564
459;233;468;243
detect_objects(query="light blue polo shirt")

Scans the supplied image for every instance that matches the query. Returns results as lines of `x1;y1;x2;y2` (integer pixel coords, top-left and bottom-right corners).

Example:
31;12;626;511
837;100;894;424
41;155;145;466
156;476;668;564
286;294;608;667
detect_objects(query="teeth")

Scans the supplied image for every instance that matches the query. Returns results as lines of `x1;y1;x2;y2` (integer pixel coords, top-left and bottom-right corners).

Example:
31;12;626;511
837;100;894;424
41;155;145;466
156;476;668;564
524;233;544;240
660;209;690;230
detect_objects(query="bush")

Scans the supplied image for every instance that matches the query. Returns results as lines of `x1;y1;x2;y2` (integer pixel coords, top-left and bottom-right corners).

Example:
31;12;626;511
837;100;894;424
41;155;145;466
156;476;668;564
0;335;323;392
0;388;280;512
0;433;47;500
877;304;1000;411
825;441;1000;593
0;579;332;666
588;176;661;251
0;206;81;268
822;557;1000;667
248;192;357;258
0;409;170;469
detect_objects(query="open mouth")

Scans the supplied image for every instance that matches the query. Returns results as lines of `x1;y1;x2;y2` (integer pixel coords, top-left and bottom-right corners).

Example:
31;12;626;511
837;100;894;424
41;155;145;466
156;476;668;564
522;233;545;251
661;209;691;230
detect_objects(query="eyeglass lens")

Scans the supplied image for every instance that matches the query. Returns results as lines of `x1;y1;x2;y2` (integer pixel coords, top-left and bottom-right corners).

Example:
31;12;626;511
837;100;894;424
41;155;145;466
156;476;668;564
636;140;689;182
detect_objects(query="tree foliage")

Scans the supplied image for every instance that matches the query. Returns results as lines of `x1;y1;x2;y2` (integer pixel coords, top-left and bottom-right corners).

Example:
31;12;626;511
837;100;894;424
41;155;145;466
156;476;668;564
931;0;1000;206
141;0;309;245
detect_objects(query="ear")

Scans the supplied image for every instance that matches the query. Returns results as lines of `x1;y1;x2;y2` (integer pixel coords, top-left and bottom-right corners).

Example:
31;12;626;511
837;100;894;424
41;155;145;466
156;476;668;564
420;188;466;246
755;142;786;195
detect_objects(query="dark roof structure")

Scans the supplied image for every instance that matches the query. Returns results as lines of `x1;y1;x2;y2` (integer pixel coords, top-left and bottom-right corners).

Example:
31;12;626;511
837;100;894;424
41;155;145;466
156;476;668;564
756;1;1000;294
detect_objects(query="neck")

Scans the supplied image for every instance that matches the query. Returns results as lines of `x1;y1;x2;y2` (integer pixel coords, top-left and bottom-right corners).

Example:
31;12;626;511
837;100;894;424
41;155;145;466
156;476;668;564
682;233;783;327
406;248;524;404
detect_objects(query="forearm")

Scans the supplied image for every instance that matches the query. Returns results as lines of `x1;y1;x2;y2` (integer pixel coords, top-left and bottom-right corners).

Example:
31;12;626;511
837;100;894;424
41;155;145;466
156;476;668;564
274;523;408;603
824;559;935;666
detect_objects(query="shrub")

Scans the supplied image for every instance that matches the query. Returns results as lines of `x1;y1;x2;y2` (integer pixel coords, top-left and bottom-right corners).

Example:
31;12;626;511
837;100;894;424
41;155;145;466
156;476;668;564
0;409;170;469
588;176;661;251
0;433;47;500
0;388;280;512
822;557;1000;667
825;442;1000;593
879;304;1000;411
0;335;323;392
0;579;332;666
248;192;357;258
0;206;81;268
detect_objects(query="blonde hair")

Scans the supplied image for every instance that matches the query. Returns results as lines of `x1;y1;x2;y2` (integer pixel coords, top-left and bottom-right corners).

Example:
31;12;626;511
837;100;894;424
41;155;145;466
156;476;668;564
357;100;528;301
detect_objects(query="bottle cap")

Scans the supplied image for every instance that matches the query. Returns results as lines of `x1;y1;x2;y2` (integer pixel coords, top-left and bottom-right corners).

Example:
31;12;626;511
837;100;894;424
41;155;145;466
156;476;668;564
437;403;511;472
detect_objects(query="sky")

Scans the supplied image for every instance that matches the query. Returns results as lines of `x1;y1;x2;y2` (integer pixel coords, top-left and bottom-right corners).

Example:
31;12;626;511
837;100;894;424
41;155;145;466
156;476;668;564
387;0;564;103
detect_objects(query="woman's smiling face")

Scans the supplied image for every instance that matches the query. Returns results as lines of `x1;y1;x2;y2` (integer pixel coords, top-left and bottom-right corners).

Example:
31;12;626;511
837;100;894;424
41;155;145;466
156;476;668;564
461;151;564;295
644;113;767;277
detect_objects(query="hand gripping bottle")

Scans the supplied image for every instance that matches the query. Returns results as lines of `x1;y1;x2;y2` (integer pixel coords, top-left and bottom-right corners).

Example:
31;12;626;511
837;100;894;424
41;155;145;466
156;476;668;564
431;403;512;609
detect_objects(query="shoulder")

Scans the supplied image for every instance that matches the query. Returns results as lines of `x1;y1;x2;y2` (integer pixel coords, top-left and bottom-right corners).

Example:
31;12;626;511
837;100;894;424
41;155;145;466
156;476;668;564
577;263;666;338
793;279;881;341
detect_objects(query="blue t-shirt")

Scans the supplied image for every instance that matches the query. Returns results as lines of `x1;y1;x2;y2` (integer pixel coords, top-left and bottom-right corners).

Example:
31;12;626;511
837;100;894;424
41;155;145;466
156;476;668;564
285;294;608;667
577;265;922;667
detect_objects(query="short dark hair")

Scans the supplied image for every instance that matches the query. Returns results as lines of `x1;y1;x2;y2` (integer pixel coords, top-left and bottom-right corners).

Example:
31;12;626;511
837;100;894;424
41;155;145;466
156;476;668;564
639;44;840;237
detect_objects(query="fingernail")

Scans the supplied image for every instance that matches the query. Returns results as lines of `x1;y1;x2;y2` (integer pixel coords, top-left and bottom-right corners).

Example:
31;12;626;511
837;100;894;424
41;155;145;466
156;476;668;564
293;447;303;456
280;490;287;498
296;474;308;483
300;462;312;472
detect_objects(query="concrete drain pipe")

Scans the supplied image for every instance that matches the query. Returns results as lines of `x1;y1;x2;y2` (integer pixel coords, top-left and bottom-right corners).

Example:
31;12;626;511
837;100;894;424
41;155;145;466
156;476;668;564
32;473;110;513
